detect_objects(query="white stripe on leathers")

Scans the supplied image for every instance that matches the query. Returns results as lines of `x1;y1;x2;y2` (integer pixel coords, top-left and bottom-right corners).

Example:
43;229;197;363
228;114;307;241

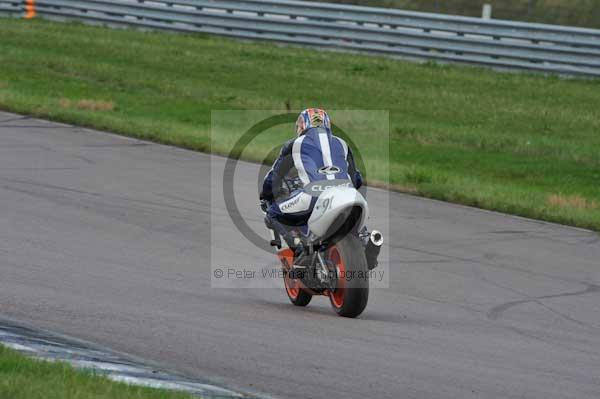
318;132;336;181
292;135;310;185
336;137;352;180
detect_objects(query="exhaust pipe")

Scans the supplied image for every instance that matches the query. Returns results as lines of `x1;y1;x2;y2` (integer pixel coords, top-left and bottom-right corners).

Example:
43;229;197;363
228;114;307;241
365;230;383;270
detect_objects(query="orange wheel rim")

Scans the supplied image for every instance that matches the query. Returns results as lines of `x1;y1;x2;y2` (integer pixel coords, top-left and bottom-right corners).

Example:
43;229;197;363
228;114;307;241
329;246;345;308
279;249;300;300
284;271;300;299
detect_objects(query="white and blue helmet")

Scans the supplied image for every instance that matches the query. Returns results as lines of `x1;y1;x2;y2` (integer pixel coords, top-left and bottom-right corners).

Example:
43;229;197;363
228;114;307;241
295;108;331;136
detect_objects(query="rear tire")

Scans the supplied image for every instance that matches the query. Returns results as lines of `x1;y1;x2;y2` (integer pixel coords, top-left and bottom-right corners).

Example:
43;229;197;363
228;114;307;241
328;235;369;318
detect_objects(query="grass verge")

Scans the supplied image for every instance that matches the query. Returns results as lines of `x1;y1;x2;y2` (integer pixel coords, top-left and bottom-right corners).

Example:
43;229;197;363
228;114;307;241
1;19;600;230
0;345;198;399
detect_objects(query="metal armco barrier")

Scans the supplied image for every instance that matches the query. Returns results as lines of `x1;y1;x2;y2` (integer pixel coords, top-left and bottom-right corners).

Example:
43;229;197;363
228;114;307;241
1;0;600;77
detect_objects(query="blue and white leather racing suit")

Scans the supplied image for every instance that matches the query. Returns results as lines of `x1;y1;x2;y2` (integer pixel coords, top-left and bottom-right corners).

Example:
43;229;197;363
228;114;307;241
260;127;363;227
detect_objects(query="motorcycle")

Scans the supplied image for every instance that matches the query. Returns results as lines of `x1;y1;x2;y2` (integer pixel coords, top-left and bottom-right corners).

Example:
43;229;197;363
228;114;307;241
263;181;383;318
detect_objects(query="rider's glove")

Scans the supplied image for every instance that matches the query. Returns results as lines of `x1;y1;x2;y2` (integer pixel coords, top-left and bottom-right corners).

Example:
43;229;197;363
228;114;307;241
260;199;269;213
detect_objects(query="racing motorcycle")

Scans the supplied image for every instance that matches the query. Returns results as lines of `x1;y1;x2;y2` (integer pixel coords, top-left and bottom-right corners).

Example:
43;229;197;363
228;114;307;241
263;180;383;318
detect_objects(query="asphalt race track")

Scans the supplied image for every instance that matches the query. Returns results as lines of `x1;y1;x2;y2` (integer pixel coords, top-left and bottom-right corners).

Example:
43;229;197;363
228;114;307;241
1;111;599;399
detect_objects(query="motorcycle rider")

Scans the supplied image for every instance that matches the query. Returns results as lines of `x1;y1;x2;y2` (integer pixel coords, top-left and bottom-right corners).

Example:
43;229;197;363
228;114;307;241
260;108;363;246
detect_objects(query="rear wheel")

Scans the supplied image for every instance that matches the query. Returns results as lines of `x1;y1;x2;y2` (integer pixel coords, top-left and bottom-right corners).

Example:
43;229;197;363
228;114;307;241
328;235;369;318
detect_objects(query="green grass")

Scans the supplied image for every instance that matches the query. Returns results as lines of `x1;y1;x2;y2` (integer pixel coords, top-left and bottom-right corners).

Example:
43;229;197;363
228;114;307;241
0;345;199;399
310;0;600;29
1;19;600;230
